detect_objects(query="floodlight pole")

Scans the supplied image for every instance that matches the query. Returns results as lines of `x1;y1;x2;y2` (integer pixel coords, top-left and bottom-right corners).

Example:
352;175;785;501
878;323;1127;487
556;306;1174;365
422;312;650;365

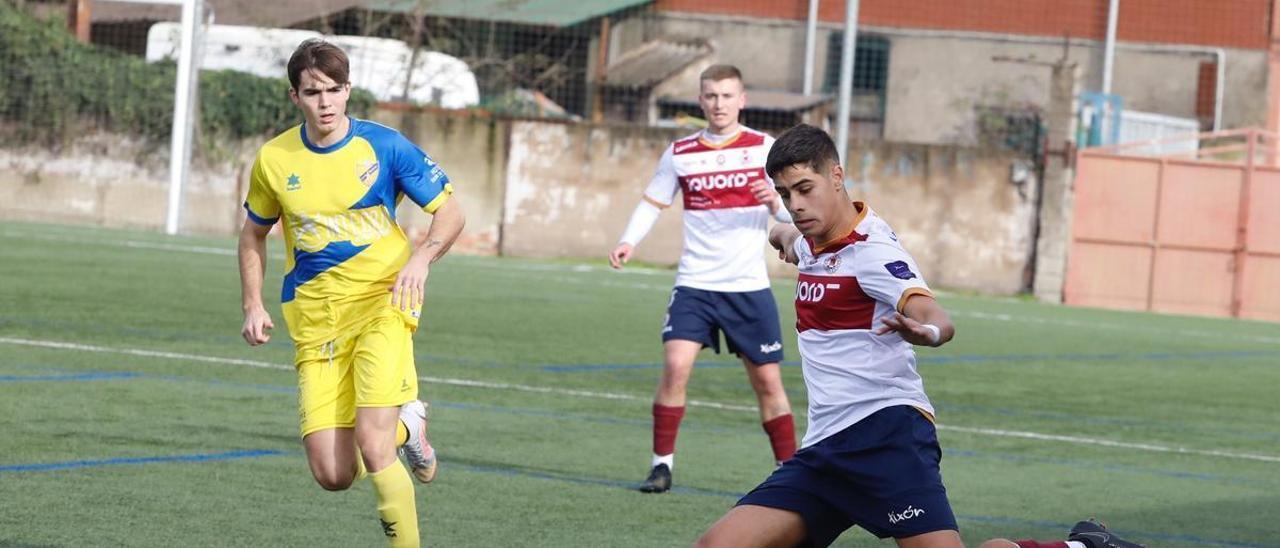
802;0;819;96
1101;0;1119;96
163;0;201;234
834;0;860;173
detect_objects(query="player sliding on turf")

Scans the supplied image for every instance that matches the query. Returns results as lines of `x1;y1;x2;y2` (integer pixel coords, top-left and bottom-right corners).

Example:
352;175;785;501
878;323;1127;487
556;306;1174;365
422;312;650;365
609;64;798;493
695;125;1143;548
238;39;464;548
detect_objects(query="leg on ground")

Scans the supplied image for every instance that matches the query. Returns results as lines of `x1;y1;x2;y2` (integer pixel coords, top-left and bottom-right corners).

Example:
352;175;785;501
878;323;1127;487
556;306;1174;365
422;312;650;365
358;406;420;548
694;504;806;548
641;339;702;493
655;339;702;407
740;358;791;422
356;406;402;472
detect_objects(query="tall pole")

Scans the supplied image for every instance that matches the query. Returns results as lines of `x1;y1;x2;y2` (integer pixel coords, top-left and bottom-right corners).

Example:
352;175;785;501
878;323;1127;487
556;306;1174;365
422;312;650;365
1101;0;1119;95
165;0;201;235
67;0;92;43
835;0;860;170
802;0;819;96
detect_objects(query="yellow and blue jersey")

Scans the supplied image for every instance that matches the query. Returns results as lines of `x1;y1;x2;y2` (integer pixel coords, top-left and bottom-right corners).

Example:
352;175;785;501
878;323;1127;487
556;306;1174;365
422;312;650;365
244;117;452;347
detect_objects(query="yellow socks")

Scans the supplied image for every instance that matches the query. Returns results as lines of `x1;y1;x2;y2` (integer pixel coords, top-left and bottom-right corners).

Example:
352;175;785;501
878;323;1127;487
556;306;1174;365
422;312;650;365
369;461;419;548
354;450;368;482
396;420;409;446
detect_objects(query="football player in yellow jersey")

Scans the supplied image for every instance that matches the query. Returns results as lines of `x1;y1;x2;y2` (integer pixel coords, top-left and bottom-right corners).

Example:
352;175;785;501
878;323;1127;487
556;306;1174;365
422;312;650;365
236;39;465;548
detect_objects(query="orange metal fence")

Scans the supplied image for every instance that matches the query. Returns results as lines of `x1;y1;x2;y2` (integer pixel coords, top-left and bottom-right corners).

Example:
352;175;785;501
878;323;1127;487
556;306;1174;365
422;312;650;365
1065;128;1280;322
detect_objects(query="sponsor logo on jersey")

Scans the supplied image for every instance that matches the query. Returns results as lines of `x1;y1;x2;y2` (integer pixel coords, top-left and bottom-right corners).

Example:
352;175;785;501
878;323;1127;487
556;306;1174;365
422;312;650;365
796;280;841;303
795;274;875;332
356;159;380;187
287;207;395;252
673;139;700;153
887;505;925;524
759;341;782;354
686;171;752;193
884;261;916;280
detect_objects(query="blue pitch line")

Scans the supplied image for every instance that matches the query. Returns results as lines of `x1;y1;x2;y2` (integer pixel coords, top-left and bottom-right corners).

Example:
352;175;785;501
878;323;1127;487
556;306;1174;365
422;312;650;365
9;367;1279;487
0;371;140;382
133;373;1280;488
539;349;1280;373
0;449;286;474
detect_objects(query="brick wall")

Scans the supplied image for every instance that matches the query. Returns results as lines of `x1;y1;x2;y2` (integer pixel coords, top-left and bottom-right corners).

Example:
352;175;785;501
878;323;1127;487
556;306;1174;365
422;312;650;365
654;0;1273;50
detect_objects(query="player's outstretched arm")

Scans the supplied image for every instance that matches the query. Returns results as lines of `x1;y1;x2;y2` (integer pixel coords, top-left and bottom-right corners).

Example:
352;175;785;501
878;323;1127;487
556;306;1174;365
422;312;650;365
768;223;801;265
238;219;275;346
392;196;465;311
873;294;955;347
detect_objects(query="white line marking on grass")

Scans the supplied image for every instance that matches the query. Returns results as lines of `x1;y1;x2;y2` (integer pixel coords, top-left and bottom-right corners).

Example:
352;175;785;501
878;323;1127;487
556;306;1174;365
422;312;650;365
4;336;1277;464
956;311;1280;346
936;425;1280;463
0;337;288;370
9;229;1277;347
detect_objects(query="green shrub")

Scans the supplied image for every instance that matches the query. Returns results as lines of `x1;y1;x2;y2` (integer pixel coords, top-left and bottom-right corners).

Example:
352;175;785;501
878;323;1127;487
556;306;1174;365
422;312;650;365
0;3;374;148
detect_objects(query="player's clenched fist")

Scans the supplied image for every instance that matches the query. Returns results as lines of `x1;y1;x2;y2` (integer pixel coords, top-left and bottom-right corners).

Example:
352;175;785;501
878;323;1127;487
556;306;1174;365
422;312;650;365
241;307;274;346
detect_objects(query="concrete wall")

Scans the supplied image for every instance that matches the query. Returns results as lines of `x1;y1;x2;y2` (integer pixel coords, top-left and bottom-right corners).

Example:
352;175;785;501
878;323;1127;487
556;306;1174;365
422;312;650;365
884;35;1268;144
615;13;1270;144
500;119;1036;294
843;142;1036;294
370;107;507;255
0;110;1037;295
500;120;686;263
0;135;247;235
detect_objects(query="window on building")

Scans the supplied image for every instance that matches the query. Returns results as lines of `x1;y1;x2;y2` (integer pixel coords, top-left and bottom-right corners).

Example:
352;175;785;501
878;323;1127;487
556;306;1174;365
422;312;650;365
823;34;889;139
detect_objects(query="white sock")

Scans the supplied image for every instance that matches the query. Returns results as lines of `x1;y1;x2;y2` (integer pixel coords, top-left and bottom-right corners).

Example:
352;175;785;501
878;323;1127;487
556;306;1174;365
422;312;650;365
652;453;674;469
1066;542;1088;548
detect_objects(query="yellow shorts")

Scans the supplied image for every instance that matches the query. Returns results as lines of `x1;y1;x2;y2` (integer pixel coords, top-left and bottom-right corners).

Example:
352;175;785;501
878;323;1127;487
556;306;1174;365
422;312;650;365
295;306;419;438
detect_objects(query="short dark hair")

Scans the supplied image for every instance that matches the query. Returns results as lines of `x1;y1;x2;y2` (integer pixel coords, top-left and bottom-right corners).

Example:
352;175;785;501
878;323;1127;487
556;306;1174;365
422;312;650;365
700;64;742;83
766;124;841;180
287;39;350;89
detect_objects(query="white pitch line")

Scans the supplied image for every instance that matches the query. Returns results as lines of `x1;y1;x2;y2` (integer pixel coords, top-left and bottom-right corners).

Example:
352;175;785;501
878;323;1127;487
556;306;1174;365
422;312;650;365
936;425;1280;463
956;310;1280;346
8;228;1277;347
3;336;1276;464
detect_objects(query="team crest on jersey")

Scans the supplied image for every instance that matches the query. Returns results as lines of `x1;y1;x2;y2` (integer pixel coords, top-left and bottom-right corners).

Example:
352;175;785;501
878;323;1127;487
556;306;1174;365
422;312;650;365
824;254;841;273
885;260;916;280
356;159;380;187
286;173;301;191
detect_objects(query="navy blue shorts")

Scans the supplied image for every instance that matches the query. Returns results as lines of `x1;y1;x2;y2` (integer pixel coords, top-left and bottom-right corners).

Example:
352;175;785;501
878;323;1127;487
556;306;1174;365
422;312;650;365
736;405;957;546
662;286;784;365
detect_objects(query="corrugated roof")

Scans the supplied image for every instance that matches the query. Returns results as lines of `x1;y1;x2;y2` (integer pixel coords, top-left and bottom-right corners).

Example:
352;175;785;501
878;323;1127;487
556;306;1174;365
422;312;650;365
369;0;652;27
659;90;833;113
602;38;711;89
94;0;650;28
93;0;366;26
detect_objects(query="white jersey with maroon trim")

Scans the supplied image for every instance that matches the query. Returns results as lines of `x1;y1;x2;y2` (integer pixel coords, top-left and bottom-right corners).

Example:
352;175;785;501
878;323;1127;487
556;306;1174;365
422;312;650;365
643;127;775;292
790;203;936;448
